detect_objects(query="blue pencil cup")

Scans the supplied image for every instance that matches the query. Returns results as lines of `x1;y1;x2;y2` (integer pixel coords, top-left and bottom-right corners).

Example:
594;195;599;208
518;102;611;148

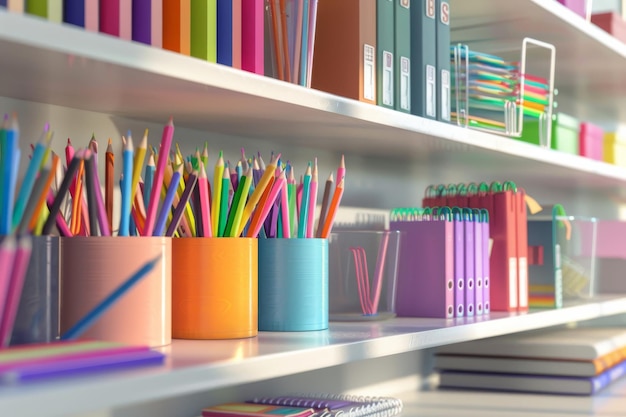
258;238;329;332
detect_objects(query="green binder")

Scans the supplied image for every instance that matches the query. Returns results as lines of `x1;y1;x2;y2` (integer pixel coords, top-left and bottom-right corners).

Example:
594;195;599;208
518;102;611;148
377;0;395;109
411;0;437;119
191;0;218;62
395;0;411;113
436;0;450;122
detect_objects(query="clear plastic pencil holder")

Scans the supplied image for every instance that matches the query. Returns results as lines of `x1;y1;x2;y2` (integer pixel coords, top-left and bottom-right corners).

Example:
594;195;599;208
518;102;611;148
172;238;258;340
258;238;328;332
10;235;60;345
328;230;401;321
60;237;172;347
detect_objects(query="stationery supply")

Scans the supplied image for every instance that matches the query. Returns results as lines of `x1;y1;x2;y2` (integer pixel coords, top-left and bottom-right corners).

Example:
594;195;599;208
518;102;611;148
312;0;377;104
328;230;401;321
201;393;403;417
190;0;217;62
0;235;32;347
436;327;626;395
26;0;62;22
411;0;437;119
241;0;263;74
99;0;131;40
163;0;191;55
436;0;450;122
376;0;394;110
423;181;531;312
394;0;410;113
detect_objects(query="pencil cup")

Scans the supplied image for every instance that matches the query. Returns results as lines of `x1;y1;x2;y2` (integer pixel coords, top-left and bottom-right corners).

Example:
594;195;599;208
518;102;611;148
328;230;401;321
172;238;258;340
258;238;328;332
10;236;60;345
60;237;171;347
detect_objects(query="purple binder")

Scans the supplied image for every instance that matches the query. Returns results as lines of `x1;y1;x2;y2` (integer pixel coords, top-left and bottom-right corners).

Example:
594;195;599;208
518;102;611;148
452;208;465;317
391;218;454;319
464;209;475;317
473;209;484;315
481;209;491;314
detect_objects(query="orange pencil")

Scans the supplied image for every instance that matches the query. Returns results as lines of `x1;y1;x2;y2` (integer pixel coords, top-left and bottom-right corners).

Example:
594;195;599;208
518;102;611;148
320;177;344;238
246;173;276;237
70;159;85;236
28;154;60;233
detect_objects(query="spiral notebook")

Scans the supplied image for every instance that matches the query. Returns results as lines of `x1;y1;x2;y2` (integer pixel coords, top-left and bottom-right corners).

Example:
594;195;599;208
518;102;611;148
247;393;403;417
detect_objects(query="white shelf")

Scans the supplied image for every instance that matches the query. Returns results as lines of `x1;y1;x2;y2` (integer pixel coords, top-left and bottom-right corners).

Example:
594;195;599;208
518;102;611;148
2;295;626;417
2;11;626;199
450;0;626;124
399;377;626;417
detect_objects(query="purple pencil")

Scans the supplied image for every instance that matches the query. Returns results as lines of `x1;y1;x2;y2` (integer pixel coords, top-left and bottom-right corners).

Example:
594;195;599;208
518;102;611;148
0;235;32;347
165;171;198;237
87;150;111;236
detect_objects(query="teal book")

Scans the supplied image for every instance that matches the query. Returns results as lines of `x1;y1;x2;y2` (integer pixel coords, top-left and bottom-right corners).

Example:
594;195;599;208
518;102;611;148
394;0;410;113
410;0;437;119
377;0;394;109
436;0;450;122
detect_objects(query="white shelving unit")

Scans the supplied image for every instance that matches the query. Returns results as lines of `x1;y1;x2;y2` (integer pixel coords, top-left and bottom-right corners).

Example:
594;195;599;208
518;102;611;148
2;1;626;416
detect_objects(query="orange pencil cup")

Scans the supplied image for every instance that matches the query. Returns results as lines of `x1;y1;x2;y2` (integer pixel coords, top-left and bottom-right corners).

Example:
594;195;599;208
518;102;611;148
60;237;172;347
172;238;258;339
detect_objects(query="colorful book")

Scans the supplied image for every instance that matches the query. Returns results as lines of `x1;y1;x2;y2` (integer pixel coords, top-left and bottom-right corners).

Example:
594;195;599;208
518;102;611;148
85;0;97;31
163;0;191;55
132;0;160;45
191;0;217;62
435;0;450;122
438;360;626;395
410;0;437;119
394;0;410;113
217;0;233;65
376;0;394;109
26;0;62;22
4;0;24;11
241;0;264;74
100;0;131;40
63;0;83;27
202;403;315;417
437;327;626;361
312;0;377;104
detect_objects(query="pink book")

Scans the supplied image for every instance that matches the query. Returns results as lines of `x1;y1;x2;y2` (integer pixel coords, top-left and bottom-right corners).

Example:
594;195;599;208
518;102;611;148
119;0;132;40
100;1;131;39
85;0;98;32
152;0;163;47
241;0;264;74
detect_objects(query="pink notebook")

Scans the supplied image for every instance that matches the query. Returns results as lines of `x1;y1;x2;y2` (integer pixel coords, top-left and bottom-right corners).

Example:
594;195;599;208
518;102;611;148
241;0;264;74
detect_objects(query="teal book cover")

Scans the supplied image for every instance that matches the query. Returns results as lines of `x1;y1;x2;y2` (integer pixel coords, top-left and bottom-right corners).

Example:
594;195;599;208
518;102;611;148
377;0;394;109
410;0;437;119
436;0;450;122
395;0;410;113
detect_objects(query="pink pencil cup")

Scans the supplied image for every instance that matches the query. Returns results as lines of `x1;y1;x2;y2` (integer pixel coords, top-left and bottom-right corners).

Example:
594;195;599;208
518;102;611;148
579;122;604;161
60;237;172;347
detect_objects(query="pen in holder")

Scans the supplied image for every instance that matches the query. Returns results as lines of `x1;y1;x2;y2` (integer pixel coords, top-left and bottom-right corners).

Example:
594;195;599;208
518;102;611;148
328;230;401;321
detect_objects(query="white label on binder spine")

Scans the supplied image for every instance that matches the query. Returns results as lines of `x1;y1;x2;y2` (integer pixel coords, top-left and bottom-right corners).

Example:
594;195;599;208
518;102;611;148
383;50;394;106
509;257;518;308
364;44;375;101
401;56;410;111
426;64;436;117
442;69;450;121
519;257;528;307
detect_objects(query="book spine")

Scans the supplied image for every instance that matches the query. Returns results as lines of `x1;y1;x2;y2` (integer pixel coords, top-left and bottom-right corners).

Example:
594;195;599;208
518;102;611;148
63;0;84;27
133;0;152;44
217;0;233;66
394;0;410;113
435;0;450;122
376;0;394;109
410;0;437;119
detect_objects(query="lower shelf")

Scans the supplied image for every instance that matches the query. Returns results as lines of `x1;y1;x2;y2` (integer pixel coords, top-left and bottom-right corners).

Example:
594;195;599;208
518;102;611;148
2;294;626;417
399;376;626;416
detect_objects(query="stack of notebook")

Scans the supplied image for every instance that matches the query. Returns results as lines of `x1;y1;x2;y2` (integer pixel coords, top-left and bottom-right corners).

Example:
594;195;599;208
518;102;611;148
436;327;626;395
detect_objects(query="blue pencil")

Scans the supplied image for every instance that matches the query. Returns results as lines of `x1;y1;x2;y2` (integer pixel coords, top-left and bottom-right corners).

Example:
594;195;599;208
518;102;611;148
153;169;181;236
61;255;162;341
143;153;155;212
118;133;134;237
1;115;19;235
298;163;311;238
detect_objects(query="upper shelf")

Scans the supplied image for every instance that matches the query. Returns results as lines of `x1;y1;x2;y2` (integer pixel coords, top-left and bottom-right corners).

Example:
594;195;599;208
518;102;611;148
450;0;626;125
2;294;626;417
2;10;626;198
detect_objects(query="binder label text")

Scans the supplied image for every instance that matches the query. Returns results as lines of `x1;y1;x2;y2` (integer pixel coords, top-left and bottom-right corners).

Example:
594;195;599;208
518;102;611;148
383;51;394;106
400;57;410;111
426;0;435;18
442;69;450;121
364;44;375;101
401;0;410;9
509;257;518;308
441;1;450;25
426;64;436;117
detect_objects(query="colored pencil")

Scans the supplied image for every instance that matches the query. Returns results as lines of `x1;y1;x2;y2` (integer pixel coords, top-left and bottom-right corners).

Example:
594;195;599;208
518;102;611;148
154;165;181;237
237;153;280;236
306;158;318;238
61;255;162;341
198;163;212;237
218;165;231;237
12;125;51;231
249;173;276;239
70;157;85;236
143;152;155;216
119;133;134;236
336;154;346;182
165;171;198;237
105;138;114;232
131;129;148;204
248;170;286;238
0;235;32;347
1;115;19;235
0;236;16;343
29;155;59;235
42;150;84;235
320;178;344;238
144;118;174;236
18;158;53;235
89;146;111;237
298;164;311;238
84;151;100;236
315;172;333;238
211;150;224;234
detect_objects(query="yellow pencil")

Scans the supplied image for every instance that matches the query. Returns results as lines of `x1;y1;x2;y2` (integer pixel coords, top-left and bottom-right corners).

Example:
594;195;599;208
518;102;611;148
131;129;148;203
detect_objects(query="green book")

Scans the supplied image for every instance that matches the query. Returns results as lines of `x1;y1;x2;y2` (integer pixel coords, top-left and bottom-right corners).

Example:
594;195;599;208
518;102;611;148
26;0;47;18
395;0;411;113
191;0;218;62
377;0;395;109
